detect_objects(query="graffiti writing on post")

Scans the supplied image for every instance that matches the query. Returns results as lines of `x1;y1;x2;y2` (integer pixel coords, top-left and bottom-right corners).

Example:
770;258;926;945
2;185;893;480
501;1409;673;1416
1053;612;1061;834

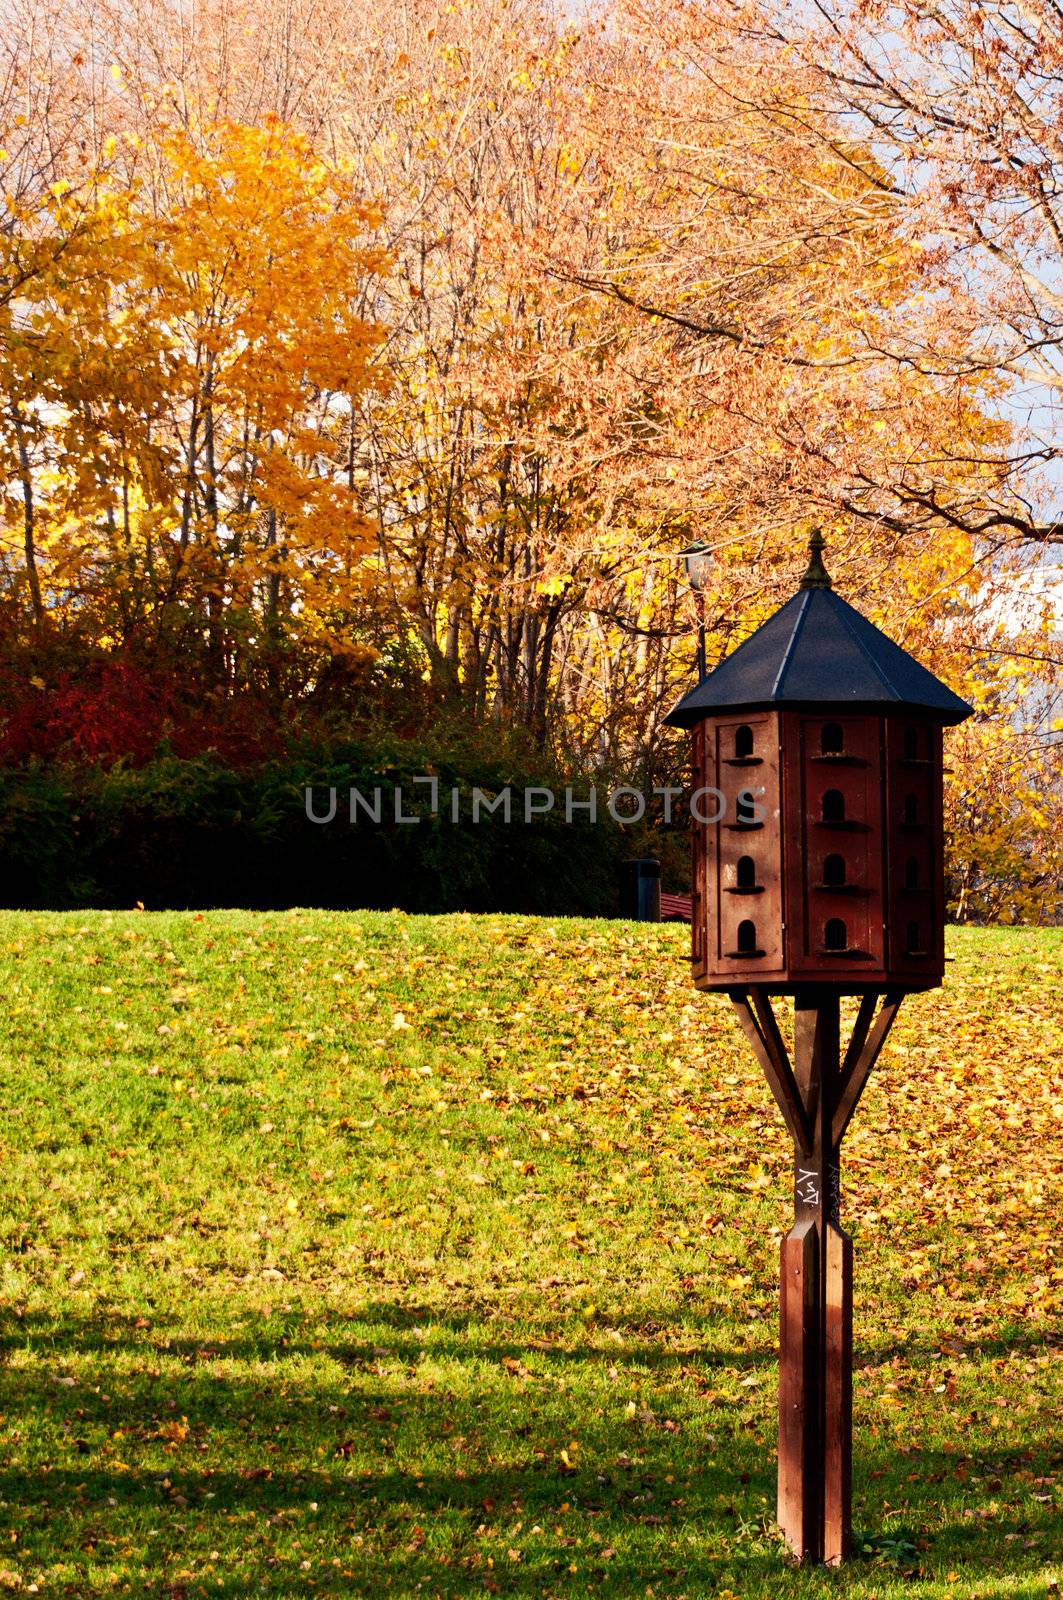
828;1162;841;1222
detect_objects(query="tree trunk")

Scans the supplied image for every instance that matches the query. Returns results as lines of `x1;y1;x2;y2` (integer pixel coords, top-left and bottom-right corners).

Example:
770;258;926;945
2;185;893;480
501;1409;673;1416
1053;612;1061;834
11;404;44;634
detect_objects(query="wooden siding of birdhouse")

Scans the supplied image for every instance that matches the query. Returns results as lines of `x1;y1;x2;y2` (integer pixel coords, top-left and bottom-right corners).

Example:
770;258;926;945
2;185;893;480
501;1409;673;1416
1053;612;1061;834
688;706;949;993
883;718;944;979
691;722;708;983
779;713;886;979
696;712;785;983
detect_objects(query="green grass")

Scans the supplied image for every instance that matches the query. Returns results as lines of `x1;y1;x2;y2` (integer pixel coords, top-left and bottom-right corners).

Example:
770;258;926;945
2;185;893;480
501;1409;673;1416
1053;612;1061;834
0;912;1059;1599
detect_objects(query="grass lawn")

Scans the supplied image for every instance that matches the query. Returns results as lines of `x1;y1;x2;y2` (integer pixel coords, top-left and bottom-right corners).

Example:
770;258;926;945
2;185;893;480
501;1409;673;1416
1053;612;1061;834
0;912;1059;1599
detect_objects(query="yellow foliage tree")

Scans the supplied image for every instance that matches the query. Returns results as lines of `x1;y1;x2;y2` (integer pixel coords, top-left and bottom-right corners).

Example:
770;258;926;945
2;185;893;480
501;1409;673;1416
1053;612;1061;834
0;117;389;688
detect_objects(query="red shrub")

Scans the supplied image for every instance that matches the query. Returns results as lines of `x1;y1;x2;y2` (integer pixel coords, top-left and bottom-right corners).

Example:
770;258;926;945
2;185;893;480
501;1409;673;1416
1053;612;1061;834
0;662;283;768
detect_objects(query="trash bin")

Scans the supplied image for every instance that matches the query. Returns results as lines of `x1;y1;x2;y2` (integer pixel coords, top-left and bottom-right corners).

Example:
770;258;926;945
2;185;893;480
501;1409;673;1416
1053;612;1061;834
620;858;661;921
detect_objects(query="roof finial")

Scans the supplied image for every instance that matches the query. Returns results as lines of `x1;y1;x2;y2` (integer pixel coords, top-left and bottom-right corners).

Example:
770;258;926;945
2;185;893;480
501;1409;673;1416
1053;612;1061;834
799;529;833;590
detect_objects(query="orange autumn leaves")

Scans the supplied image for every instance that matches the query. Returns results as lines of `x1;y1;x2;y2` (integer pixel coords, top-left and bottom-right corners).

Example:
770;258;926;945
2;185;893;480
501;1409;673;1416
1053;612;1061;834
0;117;388;658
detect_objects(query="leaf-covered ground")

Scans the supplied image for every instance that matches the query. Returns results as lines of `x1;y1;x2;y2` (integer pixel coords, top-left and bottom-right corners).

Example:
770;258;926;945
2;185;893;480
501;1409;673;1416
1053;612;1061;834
0;912;1059;1599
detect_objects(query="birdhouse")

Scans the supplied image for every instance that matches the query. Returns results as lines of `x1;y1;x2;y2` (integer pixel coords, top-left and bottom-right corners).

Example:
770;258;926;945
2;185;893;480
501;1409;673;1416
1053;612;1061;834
665;535;973;1567
666;534;973;995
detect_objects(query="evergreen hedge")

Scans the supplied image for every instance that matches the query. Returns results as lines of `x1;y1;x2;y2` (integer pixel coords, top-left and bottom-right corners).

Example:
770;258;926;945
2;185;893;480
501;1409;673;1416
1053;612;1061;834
0;740;658;914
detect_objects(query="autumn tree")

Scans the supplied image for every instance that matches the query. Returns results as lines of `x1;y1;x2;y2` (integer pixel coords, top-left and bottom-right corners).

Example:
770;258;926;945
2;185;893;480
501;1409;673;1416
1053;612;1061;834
0;112;388;698
724;0;1063;550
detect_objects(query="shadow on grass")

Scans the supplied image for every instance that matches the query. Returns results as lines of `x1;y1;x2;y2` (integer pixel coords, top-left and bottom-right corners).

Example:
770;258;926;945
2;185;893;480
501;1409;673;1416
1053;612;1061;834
1;1300;1057;1369
0;1305;1058;1596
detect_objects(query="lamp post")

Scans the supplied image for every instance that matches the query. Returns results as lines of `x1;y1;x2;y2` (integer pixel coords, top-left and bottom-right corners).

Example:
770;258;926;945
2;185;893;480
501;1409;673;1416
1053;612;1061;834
681;540;712;679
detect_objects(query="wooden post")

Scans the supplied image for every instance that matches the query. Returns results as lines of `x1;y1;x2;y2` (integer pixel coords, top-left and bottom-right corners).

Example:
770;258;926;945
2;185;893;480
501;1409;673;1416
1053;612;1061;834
823;1222;853;1564
777;990;852;1565
730;985;901;1565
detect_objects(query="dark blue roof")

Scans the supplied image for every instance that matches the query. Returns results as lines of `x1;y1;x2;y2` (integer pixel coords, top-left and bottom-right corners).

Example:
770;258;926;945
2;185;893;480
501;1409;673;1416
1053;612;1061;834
665;584;973;728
